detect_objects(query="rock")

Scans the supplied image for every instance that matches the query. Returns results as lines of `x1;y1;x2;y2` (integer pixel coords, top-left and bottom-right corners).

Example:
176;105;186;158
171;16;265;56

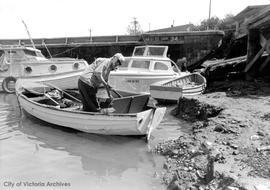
167;181;182;190
250;135;261;141
167;175;181;190
172;150;179;155
230;144;238;149
214;124;227;133
153;172;159;178
239;124;247;128
257;131;265;136
189;186;197;190
257;145;270;152
163;163;170;170
231;120;239;124
202;141;213;150
198;186;205;190
254;184;269;190
226;186;239;190
196;170;204;179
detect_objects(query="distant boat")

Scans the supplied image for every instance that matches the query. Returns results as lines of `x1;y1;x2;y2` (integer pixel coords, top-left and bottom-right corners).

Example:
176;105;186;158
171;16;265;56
15;80;166;140
0;45;88;93
150;72;206;101
109;45;188;94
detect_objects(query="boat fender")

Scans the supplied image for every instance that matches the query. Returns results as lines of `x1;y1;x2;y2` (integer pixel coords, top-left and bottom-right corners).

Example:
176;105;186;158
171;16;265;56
2;76;17;93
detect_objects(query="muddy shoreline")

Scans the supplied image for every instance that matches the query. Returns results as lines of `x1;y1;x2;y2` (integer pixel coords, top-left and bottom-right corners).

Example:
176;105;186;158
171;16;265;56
153;79;270;190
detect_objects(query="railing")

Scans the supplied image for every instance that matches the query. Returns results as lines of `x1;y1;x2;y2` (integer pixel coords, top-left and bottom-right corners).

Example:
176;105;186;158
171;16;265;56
0;35;143;47
0;31;224;47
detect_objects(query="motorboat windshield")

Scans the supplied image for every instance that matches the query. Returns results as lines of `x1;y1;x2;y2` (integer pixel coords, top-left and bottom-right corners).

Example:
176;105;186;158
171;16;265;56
0;45;47;64
132;46;168;57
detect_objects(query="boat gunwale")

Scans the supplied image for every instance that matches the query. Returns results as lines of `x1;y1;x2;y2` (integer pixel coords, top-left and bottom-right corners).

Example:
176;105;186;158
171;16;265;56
161;73;206;86
150;73;207;93
18;91;150;118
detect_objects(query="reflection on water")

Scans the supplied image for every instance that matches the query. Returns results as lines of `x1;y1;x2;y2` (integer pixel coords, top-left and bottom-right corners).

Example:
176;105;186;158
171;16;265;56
0;93;169;190
0;94;190;190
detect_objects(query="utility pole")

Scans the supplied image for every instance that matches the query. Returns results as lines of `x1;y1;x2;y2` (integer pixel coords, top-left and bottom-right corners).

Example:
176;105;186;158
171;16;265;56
133;17;138;34
208;0;212;20
89;28;92;42
207;0;212;30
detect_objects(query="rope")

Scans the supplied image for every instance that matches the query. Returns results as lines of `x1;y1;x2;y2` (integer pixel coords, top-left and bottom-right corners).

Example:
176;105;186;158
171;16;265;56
51;44;84;57
16;95;23;118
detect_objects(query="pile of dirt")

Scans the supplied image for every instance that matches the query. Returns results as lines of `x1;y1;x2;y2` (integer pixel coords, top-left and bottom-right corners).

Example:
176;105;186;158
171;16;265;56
154;79;270;190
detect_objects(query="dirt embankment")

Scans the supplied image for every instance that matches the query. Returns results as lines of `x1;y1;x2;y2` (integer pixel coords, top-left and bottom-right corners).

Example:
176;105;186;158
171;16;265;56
154;79;270;190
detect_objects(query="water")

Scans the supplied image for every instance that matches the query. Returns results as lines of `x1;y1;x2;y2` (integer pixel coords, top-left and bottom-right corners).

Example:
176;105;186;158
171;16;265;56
0;94;191;190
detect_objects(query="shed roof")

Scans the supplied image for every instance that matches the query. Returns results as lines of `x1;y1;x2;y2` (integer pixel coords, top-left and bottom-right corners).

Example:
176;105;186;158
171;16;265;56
147;24;194;33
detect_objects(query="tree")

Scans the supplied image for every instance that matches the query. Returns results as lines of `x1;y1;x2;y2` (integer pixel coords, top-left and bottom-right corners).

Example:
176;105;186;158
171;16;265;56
127;18;143;35
218;14;235;34
200;16;221;30
190;14;235;32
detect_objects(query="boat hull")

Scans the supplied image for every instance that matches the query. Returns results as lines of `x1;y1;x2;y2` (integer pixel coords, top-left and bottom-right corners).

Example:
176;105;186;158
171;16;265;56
16;81;166;137
109;72;180;94
150;73;207;101
0;45;88;92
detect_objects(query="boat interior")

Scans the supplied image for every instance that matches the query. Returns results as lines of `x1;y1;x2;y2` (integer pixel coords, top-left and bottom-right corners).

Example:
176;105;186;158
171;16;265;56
164;73;205;87
21;87;151;114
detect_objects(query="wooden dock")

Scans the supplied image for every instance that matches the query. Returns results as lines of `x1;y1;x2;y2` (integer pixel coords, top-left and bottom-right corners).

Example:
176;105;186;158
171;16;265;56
0;31;224;66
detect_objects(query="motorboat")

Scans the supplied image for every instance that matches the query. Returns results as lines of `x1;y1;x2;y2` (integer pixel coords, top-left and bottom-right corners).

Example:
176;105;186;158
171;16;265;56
150;72;207;101
0;45;88;93
15;80;166;140
109;45;188;94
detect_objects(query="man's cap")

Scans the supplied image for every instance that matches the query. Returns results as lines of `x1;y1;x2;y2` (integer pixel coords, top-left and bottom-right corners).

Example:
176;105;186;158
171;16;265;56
113;53;125;65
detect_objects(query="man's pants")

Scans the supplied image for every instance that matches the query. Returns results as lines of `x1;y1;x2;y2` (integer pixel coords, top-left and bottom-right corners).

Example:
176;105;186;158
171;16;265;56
78;79;99;112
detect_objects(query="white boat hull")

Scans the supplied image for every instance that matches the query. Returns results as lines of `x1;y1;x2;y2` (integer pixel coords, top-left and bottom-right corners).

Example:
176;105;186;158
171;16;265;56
109;72;181;94
108;45;186;94
0;45;88;93
16;81;166;137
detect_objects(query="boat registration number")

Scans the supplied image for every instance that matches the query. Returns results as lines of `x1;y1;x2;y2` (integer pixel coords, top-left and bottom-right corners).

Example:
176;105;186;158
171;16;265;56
126;79;139;83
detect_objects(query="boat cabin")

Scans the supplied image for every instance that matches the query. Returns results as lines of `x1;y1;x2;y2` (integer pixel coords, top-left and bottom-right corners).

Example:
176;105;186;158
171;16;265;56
117;46;175;73
109;45;182;93
117;56;176;73
0;45;86;76
0;46;46;71
0;45;87;93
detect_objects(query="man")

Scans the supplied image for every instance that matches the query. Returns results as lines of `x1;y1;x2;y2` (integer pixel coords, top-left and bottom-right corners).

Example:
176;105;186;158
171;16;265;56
176;57;188;72
78;53;125;112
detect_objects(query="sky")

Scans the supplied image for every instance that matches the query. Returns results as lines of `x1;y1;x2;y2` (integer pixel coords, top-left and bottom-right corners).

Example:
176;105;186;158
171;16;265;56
0;0;269;39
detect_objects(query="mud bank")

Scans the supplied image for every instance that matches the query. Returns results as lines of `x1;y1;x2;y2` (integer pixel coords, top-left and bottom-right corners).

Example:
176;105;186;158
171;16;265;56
154;79;270;190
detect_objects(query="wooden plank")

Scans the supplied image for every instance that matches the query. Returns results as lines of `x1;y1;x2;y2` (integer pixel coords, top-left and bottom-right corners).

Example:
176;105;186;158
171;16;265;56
248;8;270;29
244;44;266;72
259;54;270;72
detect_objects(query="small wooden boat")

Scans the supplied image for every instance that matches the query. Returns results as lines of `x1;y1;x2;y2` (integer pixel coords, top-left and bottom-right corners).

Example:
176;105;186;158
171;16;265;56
15;80;166;140
150;72;206;101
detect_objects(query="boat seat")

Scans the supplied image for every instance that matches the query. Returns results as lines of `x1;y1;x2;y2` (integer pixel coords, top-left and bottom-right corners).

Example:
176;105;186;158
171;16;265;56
128;94;149;113
29;95;48;102
112;97;132;113
61;105;82;111
112;94;149;113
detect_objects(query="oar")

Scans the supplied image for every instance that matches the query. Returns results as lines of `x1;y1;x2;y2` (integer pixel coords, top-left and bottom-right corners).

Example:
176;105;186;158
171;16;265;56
110;88;122;98
44;93;60;106
44;82;82;103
